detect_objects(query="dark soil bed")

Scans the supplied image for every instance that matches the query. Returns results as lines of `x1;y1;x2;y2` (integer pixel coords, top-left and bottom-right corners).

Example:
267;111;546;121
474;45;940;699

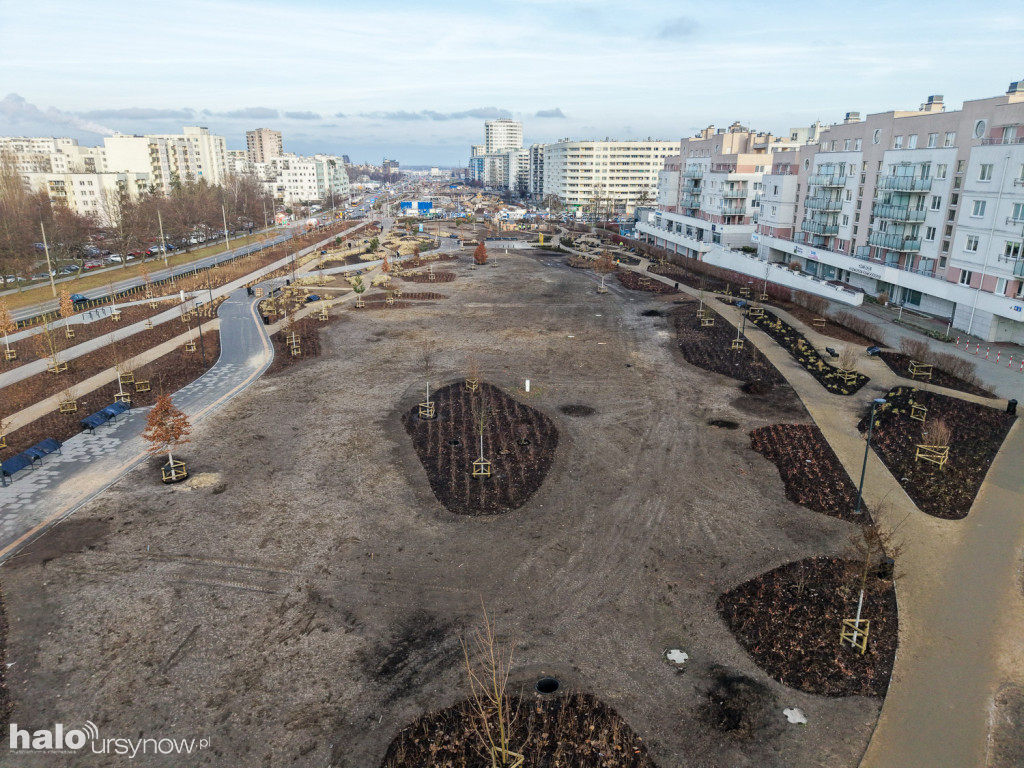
750;424;867;522
400;292;448;300
401;271;456;283
0;333;220;460
700;666;777;740
876;351;993;397
0;306;223;414
857;386;1015;519
1;301;183;370
402;381;558;516
769;301;878;345
380;690;657;767
748;309;869;395
616;270;679;294
673;307;784;385
649;262;732;294
717;556;898;697
266;317;329;376
0;587;9;733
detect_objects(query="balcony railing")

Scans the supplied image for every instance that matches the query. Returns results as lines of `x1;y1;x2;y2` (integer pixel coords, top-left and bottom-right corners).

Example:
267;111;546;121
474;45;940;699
722;188;747;198
868;232;922;252
681;168;704;178
874;203;927;222
807;174;848;187
981;136;1024;145
1016;260;1024;278
801;220;839;236
878;176;933;192
711;164;737;173
1006;217;1024;226
682;194;701;207
804;196;842;211
1014;178;1024;186
719;206;746;216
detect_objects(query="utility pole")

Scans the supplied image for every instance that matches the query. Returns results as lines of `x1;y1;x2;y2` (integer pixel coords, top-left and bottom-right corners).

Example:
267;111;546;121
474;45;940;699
157;209;170;270
40;221;58;297
221;204;231;259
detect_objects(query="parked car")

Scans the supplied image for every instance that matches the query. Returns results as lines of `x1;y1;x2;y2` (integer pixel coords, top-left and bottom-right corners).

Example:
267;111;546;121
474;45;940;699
305;294;321;303
83;260;102;270
71;293;89;305
60;265;79;274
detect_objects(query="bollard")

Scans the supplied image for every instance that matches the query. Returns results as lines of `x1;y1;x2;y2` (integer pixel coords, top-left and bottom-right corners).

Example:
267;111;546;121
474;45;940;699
1009;356;1015;368
996;351;1001;363
955;336;960;348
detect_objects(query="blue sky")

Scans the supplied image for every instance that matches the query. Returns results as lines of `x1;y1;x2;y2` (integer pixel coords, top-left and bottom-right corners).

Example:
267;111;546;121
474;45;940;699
1;0;1022;166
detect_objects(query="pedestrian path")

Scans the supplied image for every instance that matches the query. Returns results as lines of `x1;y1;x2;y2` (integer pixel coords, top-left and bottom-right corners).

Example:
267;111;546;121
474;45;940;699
626;256;1024;768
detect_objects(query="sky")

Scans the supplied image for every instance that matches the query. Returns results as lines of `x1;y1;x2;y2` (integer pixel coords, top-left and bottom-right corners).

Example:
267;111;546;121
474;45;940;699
1;0;1023;166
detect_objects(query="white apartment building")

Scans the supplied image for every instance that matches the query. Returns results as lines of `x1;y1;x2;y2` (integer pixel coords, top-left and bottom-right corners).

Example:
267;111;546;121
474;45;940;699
0;137;102;175
246;128;283;163
638;124;802;254
484;119;523;154
257;154;349;205
639;84;1024;343
529;143;546;198
102;126;227;190
542;139;678;214
18;171;150;222
226;149;254;176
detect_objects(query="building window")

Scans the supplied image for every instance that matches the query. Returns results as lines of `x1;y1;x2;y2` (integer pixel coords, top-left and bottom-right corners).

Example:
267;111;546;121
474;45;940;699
893;136;904;149
1012;202;1024;222
944;132;956;147
965;235;980;252
842;214;849;225
959;269;973;285
979;164;994;181
920;162;931;179
908;134;918;149
855;138;863;151
930;195;942;210
996;277;1008;296
957;159;966;173
927;133;939;148
925;226;936;241
971;200;986;217
844;139;851;151
1005;241;1022;259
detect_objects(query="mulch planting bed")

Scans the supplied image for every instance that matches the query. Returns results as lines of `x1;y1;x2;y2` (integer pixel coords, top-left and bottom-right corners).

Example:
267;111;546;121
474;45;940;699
649;262;732;294
0;588;9;732
400;271;456;283
266;317;328;376
1;302;183;370
748;309;869;396
763;301;879;346
857;386;1015;519
673;306;784;386
876;351;993;397
616;270;679;294
381;691;656;768
750;424;867;523
0;334;219;460
402;381;558;516
0;311;221;414
717;556;898;697
400;292;448;300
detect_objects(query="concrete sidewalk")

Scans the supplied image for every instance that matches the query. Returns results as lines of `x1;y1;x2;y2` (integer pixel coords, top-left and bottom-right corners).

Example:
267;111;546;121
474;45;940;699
631;257;1024;768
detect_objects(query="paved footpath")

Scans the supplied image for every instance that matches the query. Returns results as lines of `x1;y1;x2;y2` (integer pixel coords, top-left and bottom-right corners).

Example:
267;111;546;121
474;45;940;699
623;255;1024;768
0;288;272;559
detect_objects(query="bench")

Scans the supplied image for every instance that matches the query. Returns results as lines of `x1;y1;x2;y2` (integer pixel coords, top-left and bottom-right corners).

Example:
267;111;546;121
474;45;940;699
80;401;131;433
1;438;62;486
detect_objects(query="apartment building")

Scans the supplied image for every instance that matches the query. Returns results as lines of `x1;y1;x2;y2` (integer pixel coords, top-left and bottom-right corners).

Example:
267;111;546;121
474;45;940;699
246;128;283;163
529;143;546;198
542;139;678;214
101;126;227;190
257;154;349;205
639;84;1024;343
753;86;1024;342
484;119;523;154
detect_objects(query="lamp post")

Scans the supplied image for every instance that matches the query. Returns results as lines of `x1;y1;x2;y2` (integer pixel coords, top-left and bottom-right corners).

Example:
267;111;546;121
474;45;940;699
854;397;888;515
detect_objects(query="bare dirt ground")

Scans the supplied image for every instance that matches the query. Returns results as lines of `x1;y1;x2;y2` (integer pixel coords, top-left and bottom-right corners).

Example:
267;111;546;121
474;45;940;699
3;249;882;767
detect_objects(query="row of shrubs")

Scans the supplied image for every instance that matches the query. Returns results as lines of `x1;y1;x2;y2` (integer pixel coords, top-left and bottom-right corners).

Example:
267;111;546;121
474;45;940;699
895;338;984;390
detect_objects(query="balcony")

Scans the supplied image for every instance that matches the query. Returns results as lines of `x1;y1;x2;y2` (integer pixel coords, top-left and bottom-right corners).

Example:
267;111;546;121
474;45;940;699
874;203;927;223
681;194;701;207
868;232;922;252
807;174;847;187
722;188;747;198
804;196;842;211
981;136;1024;145
1006;217;1024;226
719;206;746;216
878;176;932;192
681;168;704;178
801;220;839;236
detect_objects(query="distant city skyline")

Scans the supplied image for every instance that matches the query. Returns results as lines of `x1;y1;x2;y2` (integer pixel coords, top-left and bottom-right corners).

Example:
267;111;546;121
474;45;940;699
1;0;1022;165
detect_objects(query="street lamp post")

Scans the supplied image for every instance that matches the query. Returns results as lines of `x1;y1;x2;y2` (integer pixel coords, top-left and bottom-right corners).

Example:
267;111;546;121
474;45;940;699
854;397;888;515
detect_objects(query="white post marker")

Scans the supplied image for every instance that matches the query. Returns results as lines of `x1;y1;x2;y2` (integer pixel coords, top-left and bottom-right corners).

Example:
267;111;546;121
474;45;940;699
525;379;530;393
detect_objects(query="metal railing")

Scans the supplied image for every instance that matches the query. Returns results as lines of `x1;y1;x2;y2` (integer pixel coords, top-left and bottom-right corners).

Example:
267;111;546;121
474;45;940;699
878;176;933;192
722;188;747;198
681;168;704;178
807;174;848;187
874;203;927;222
801;220;839;236
804;196;843;211
868;231;922;251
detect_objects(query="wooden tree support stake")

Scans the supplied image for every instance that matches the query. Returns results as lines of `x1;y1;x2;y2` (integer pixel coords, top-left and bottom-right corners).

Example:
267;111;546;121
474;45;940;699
161;459;188;483
701;316;715;327
145;320;154;329
114;391;131;404
915;444;949;469
730;338;744;350
184;341;197;352
910;404;927;422
0;433;6;449
465;378;479;392
48;360;68;374
111;310;122;322
3;349;15;361
813;317;826;327
119;371;135;385
839;618;870;654
418;401;436;419
355;296;365;308
59;399;78;413
908;361;933;380
135;380;151;392
472;457;492;478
